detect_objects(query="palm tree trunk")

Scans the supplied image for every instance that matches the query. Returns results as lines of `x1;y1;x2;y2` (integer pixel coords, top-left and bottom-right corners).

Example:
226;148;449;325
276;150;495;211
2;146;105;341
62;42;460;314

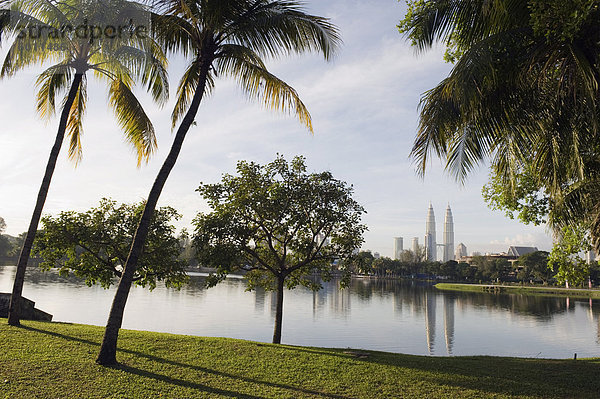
7;73;83;326
96;61;211;366
272;275;285;344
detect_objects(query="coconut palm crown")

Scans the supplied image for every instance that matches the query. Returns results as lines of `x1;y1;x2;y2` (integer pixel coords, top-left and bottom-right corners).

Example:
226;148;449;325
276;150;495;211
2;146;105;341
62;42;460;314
96;0;341;365
1;0;168;163
0;0;169;326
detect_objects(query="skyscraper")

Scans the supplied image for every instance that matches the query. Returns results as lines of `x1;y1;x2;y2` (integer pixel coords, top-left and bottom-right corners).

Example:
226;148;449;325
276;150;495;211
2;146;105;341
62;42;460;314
411;237;419;254
455;243;467;260
443;205;454;262
425;203;436;262
393;237;403;260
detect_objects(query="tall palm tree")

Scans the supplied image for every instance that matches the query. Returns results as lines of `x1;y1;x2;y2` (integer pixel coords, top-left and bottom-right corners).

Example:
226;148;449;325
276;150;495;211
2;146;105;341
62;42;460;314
401;0;600;243
96;0;340;365
0;0;168;326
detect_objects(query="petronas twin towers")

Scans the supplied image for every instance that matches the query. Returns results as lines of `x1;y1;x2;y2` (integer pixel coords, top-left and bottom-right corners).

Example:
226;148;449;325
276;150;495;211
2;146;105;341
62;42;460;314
425;203;454;262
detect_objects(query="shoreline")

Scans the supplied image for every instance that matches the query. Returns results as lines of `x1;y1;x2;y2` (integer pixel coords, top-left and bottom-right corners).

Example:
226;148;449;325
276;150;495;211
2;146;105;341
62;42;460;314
435;283;600;299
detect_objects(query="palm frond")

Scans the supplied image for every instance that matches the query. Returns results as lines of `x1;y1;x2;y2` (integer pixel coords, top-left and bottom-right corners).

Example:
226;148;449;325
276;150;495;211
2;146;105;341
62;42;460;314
65;74;87;163
225;0;341;60
216;50;312;132
35;62;73;119
171;58;214;128
108;79;157;166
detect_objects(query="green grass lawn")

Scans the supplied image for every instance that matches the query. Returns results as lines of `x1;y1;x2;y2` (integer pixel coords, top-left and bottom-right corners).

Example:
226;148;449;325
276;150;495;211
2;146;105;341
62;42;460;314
435;283;600;299
1;320;599;398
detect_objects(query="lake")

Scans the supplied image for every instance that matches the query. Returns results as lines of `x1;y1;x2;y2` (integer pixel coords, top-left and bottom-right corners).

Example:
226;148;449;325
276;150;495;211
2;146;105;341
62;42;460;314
1;265;599;358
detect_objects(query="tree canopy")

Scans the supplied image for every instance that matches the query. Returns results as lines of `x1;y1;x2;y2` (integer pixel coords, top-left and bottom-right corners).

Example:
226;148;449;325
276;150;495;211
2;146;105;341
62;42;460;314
193;155;366;343
34;198;188;290
399;0;600;251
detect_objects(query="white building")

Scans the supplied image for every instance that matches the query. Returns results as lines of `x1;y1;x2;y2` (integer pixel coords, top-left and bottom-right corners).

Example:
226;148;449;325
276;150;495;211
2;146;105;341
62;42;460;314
455;243;467;260
443;205;454;262
425;203;436;262
412;237;419;254
393;237;403;260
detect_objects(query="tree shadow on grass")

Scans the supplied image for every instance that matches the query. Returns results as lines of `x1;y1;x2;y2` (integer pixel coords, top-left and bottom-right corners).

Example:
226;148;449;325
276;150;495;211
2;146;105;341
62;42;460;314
20;324;351;399
114;364;265;399
277;345;600;399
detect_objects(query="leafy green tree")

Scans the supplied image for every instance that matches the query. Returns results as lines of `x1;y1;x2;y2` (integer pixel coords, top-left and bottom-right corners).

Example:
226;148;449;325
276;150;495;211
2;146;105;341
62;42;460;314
516;251;552;285
8;233;26;257
342;251;374;275
193;156;366;344
97;0;340;365
456;262;474;281
440;260;458;279
0;236;10;258
482;166;549;226
0;217;9;258
548;224;593;287
1;0;168;326
33;199;187;290
399;0;600;249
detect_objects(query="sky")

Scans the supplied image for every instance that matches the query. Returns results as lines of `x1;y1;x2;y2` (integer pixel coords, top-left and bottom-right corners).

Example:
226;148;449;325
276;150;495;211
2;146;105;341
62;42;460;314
0;0;554;258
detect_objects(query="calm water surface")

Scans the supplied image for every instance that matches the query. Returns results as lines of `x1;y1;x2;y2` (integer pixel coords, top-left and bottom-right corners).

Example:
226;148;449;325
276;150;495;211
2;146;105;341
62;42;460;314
2;265;599;358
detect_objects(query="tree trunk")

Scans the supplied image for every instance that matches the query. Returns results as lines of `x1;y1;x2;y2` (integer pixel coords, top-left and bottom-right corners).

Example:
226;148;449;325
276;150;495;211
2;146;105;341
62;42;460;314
7;73;83;326
272;275;285;344
95;61;211;366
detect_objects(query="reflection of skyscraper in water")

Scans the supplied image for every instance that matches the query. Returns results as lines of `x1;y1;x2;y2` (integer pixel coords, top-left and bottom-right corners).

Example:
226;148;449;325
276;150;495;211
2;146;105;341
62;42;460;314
443;295;455;355
425;291;436;354
330;282;351;317
270;290;278;318
254;287;266;313
312;283;328;318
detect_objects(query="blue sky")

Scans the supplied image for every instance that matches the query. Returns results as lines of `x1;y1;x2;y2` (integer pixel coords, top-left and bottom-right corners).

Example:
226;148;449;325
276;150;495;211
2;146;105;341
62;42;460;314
0;0;553;257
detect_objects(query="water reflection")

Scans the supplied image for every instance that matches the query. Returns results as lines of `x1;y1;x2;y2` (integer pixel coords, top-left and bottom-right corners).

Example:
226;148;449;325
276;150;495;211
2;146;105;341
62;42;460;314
425;291;436;354
444;295;454;355
1;266;600;358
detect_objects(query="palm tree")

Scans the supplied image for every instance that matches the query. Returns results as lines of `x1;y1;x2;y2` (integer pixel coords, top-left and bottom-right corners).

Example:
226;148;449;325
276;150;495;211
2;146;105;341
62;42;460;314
401;0;600;243
0;0;168;326
96;0;340;365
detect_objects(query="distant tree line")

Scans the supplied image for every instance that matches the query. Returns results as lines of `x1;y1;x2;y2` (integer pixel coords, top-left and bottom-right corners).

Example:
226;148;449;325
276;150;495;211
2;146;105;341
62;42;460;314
0;217;25;259
343;250;600;287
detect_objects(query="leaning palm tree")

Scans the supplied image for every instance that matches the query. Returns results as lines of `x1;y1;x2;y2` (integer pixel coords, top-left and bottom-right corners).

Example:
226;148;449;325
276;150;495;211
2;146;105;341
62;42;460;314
401;0;600;242
0;0;168;326
96;0;340;365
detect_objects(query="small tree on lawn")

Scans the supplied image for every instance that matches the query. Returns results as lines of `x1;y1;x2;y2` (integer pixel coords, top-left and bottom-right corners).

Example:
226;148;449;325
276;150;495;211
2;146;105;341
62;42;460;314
34;199;188;290
193;156;366;344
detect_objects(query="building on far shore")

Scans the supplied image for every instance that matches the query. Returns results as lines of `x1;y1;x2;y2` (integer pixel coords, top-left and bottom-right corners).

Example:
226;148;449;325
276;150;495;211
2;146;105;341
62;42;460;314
455;243;467;260
412;237;419;254
457;246;539;265
393;237;403;260
507;246;538;257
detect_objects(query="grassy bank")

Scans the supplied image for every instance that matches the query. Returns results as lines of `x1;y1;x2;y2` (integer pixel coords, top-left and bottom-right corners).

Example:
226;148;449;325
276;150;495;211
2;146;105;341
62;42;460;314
435;283;600;299
1;321;599;398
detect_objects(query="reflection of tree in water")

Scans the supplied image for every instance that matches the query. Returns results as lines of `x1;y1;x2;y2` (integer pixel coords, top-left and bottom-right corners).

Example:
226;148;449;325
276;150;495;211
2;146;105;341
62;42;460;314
22;266;91;288
456;292;571;320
